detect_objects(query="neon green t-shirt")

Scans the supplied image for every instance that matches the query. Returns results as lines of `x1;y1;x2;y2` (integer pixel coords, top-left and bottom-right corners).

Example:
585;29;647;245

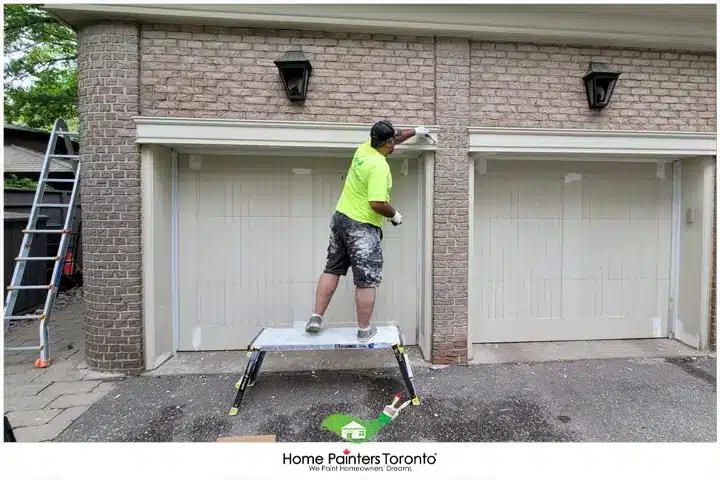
335;140;392;228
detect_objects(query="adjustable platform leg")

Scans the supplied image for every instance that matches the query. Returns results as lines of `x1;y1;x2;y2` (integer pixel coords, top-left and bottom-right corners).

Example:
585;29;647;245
392;343;420;406
229;350;260;416
248;351;266;387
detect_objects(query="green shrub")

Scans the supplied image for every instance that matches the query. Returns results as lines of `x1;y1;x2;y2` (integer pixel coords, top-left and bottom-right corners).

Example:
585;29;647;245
4;174;38;190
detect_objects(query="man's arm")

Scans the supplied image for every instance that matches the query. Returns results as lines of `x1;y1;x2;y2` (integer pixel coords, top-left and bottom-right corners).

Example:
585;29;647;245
369;201;396;218
394;126;430;145
393;128;416;145
367;165;395;218
367;165;403;225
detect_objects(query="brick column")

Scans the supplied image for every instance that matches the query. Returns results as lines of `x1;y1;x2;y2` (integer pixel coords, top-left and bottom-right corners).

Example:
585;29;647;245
77;22;143;373
432;37;471;364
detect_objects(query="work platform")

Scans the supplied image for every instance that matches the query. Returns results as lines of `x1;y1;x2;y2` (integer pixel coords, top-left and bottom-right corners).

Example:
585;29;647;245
229;324;419;415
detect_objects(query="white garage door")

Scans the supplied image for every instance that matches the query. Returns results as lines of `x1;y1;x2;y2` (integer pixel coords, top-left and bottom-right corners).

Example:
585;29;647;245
177;154;421;350
471;160;673;343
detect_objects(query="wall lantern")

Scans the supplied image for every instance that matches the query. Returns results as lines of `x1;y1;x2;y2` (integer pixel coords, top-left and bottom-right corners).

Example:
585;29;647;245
274;50;313;102
583;62;621;109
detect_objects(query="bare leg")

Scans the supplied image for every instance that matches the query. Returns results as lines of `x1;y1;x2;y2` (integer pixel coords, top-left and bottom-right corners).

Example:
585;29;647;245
355;286;376;329
314;273;340;315
306;273;339;333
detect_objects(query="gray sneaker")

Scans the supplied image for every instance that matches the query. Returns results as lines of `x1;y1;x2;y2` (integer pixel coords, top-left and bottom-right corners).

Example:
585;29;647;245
357;325;377;343
305;314;323;333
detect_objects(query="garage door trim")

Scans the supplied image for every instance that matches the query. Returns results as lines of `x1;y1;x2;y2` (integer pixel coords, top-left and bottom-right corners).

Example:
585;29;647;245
134;117;439;152
140;119;437;368
468;127;716;158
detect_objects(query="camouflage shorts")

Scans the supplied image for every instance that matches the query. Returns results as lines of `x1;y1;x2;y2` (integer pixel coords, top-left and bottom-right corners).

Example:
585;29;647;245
323;211;384;288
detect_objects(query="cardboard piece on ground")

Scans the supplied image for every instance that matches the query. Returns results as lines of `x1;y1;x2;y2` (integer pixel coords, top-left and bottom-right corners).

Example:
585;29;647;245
216;434;276;442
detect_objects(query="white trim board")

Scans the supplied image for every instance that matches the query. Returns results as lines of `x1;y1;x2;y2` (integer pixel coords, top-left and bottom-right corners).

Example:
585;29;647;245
698;157;715;350
46;4;715;51
468;128;717;160
134;117;438;153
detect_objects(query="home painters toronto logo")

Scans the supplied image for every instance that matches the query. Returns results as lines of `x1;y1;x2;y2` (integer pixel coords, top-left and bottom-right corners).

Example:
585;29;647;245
321;393;412;444
282;449;438;473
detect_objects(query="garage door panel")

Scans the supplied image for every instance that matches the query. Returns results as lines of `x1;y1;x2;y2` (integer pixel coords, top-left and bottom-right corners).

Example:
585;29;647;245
179;155;420;350
291;217;316;283
290;172;314;217
657;218;672;277
518;180;563;219
472;160;673;343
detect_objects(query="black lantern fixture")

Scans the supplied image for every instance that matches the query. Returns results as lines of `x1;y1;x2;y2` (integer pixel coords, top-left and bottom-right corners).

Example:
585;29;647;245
274;50;313;102
583;62;621;109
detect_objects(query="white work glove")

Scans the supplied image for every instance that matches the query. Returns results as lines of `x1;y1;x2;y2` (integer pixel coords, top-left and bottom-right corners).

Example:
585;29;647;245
414;126;430;137
390;210;403;226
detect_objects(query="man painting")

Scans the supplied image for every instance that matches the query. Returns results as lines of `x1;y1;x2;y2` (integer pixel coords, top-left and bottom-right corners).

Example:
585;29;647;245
305;120;430;342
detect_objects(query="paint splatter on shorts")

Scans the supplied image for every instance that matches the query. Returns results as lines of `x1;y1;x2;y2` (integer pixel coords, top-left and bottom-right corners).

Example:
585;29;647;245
323;211;384;288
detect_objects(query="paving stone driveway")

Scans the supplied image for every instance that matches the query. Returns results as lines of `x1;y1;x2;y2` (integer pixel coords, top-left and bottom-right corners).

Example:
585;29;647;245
3;297;124;442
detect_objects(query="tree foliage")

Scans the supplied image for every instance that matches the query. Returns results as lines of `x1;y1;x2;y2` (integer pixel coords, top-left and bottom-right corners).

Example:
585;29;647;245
3;4;78;131
4;174;39;190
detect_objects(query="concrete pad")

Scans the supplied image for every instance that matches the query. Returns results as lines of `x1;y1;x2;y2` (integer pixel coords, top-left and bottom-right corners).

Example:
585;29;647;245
53;347;84;361
6;409;62;427
55;357;716;443
3;353;35;366
42;356;86;372
3;382;51;397
52;405;91;426
42;381;101;397
31;367;88;383
3;363;35;375
47;390;112;409
91;382;119;395
13;406;88;442
145;346;429;377
5;369;46;388
4;390;60;411
470;339;705;364
82;368;126;381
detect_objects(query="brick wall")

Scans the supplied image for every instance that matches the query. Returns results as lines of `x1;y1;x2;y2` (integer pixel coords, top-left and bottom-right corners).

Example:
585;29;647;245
139;25;434;125
471;42;716;131
77;22;144;373
78;19;717;370
433;37;471;364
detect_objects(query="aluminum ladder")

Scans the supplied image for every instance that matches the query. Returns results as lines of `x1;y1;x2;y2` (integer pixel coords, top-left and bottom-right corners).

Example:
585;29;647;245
3;119;80;368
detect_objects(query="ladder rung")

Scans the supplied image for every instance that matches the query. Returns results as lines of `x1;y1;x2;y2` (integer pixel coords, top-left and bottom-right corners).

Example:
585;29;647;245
22;229;68;234
16;256;61;261
4;314;44;321
43;178;76;183
58;131;78;136
36;204;69;208
5;346;43;352
49;154;79;159
7;285;52;290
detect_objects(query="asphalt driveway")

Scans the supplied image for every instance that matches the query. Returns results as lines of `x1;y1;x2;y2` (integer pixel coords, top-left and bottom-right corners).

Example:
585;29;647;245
55;356;716;442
